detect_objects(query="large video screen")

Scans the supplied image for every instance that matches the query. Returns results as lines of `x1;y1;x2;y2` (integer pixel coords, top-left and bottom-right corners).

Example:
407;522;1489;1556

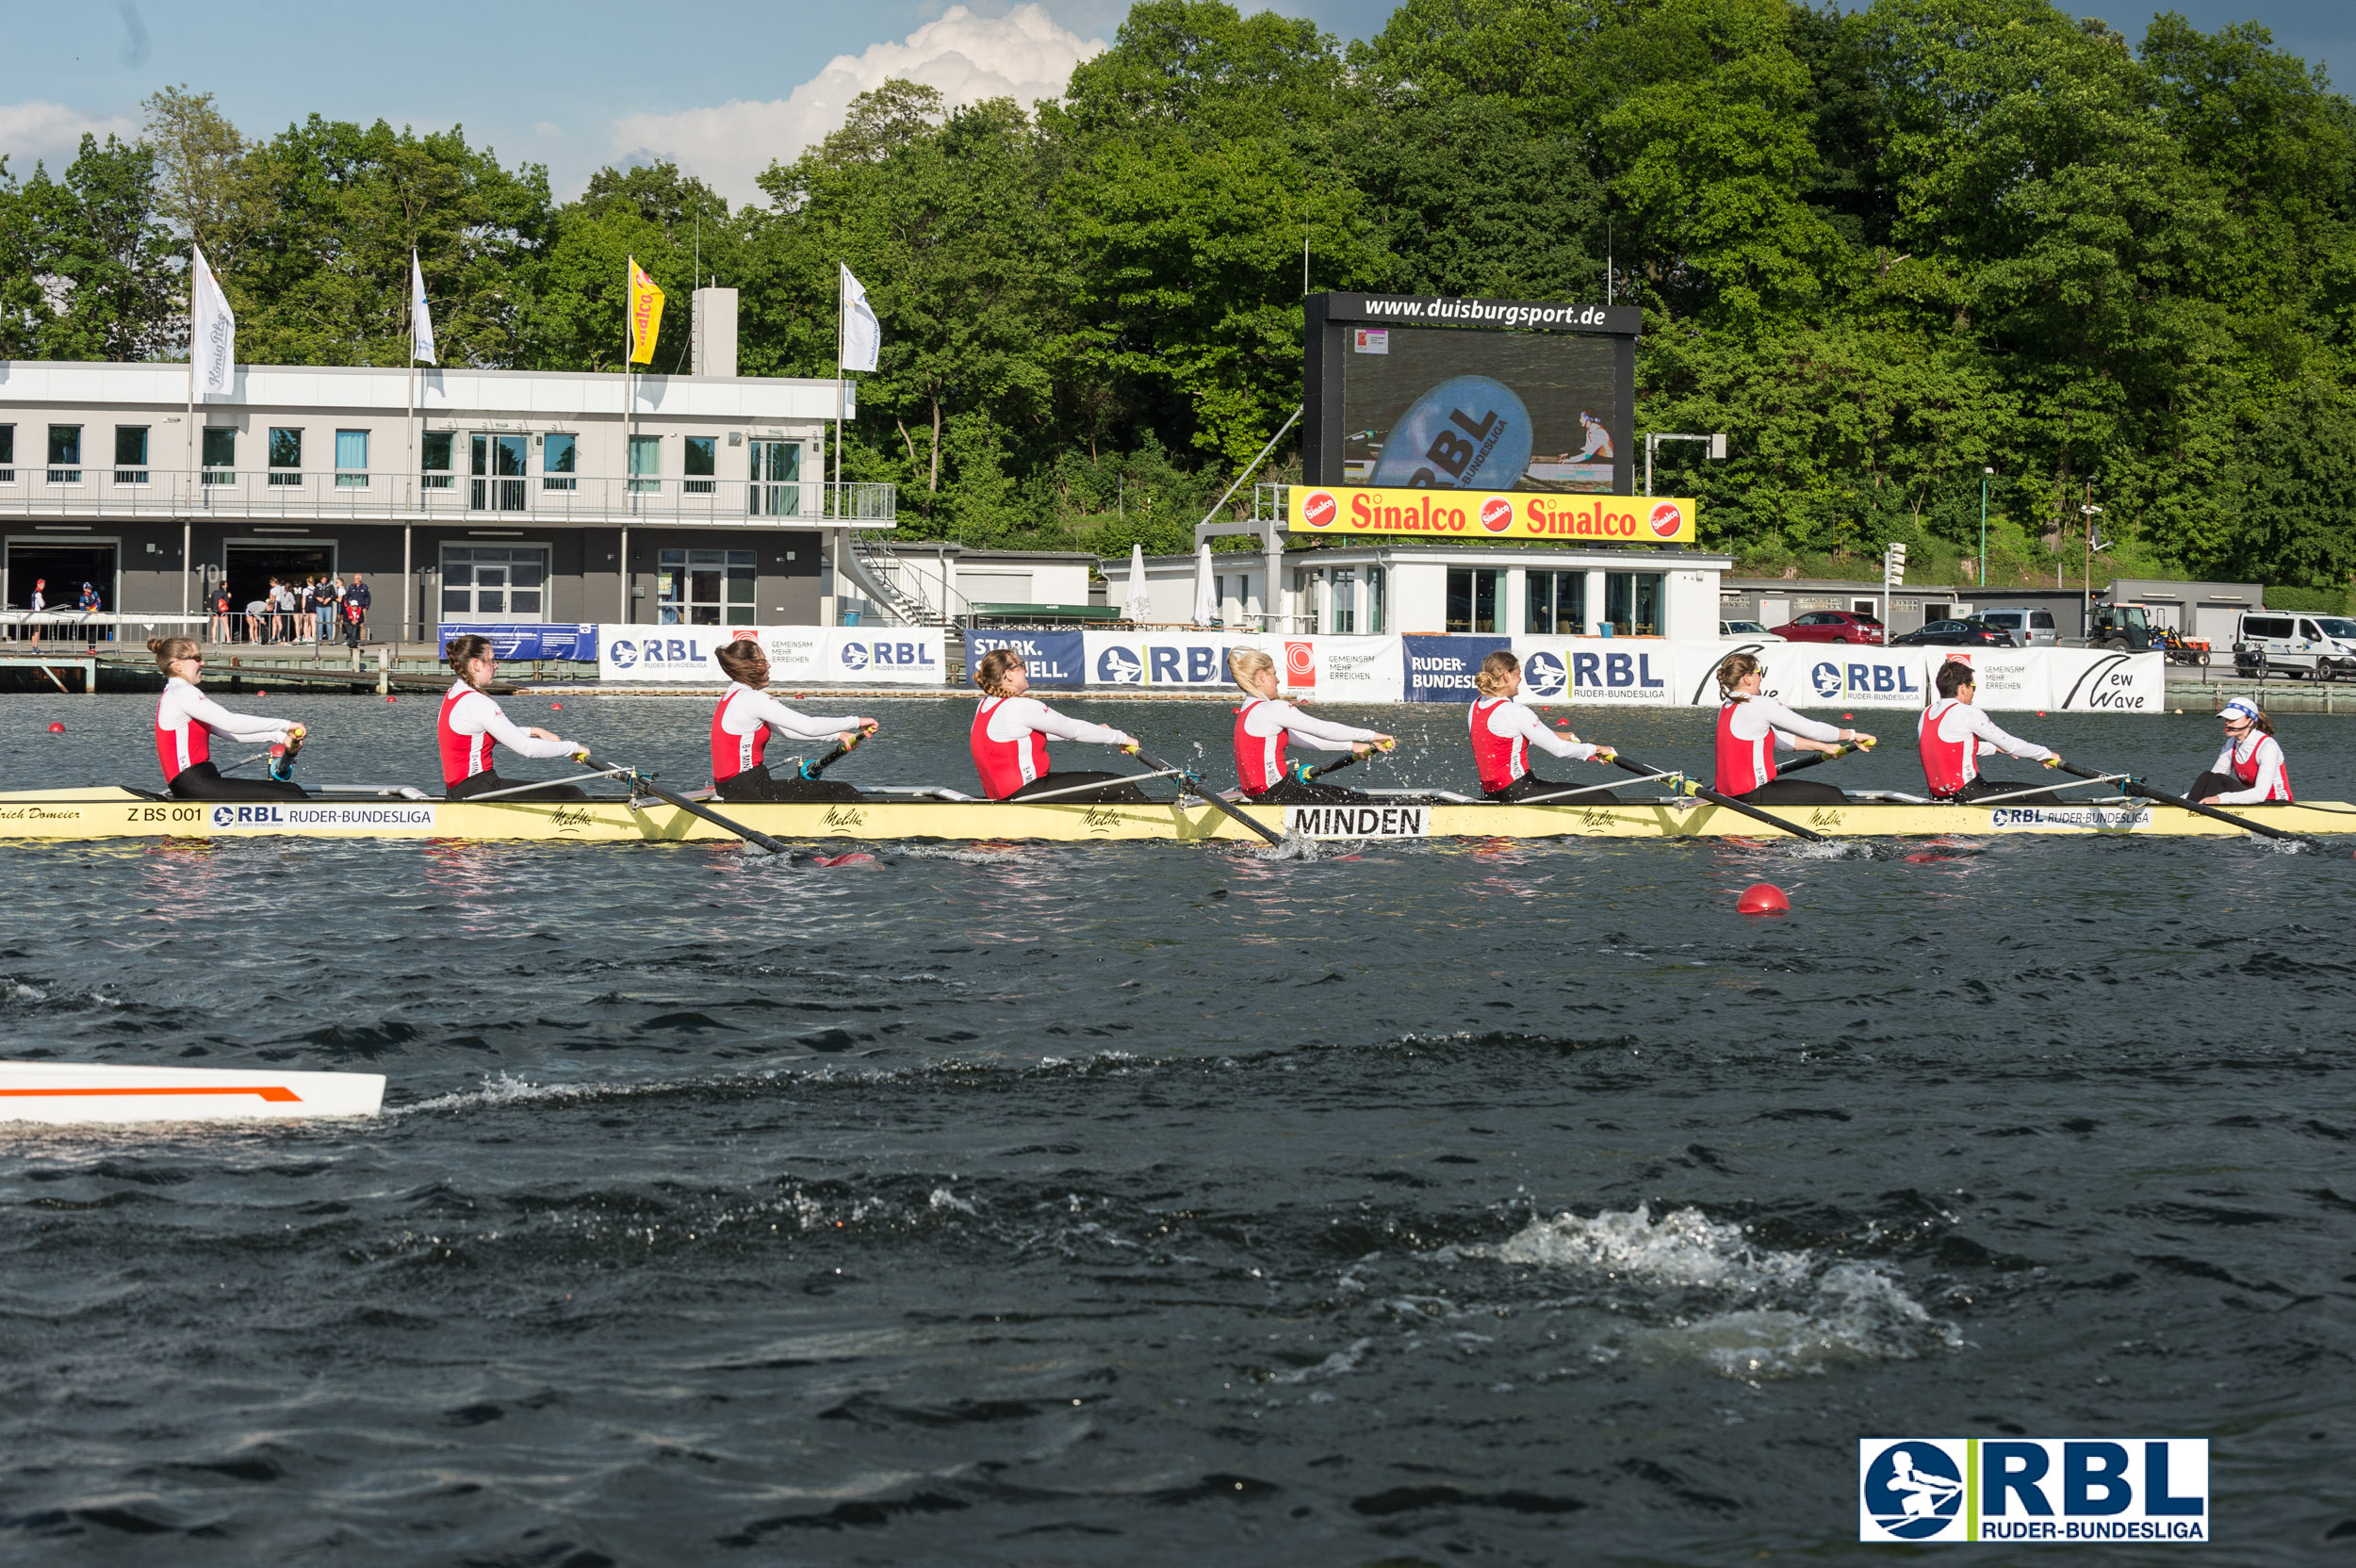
1339;325;1619;493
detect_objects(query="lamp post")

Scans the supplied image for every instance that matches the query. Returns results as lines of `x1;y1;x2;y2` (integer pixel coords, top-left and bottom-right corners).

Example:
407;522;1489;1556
2080;501;2103;639
1978;467;1993;589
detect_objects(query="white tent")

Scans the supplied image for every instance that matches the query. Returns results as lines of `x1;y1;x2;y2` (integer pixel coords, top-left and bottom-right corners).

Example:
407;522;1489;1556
1192;543;1217;626
1122;543;1151;624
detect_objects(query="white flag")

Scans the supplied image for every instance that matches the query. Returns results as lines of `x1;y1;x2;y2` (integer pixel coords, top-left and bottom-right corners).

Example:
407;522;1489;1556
840;264;879;373
410;251;437;366
190;246;235;397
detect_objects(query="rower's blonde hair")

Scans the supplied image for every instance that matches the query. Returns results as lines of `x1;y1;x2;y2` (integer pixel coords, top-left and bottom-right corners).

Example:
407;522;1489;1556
1228;646;1274;694
1473;648;1519;696
973;646;1023;696
1715;651;1761;700
147;635;198;671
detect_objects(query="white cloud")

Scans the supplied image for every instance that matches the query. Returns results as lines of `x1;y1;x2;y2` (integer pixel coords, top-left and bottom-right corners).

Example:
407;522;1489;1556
0;101;140;178
609;4;1105;206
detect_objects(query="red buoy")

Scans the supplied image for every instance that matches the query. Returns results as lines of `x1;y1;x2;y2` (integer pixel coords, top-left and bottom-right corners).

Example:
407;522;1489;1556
255;689;267;697
47;721;64;734
385;694;397;703
1736;883;1791;916
550;702;563;710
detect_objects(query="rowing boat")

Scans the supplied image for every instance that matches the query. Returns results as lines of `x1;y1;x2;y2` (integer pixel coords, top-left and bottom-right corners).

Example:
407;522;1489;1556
0;1059;385;1124
3;787;2349;841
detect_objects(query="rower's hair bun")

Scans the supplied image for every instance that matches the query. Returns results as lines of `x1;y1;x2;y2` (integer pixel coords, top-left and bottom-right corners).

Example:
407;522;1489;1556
146;636;168;656
147;634;200;670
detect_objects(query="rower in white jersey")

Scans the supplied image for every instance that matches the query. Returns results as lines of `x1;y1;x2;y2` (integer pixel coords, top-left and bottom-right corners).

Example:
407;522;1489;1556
148;635;311;801
1918;659;2066;804
1225;646;1393;804
438;632;589;802
1711;651;1876;806
968;647;1147;804
1467;650;1619;803
707;639;877;803
2186;697;2294;805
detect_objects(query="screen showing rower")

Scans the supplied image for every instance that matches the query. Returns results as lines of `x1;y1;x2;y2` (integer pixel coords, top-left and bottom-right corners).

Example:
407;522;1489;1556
1340;326;1619;494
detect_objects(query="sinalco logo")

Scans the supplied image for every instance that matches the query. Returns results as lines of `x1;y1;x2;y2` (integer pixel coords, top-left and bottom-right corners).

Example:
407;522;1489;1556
1860;1442;1965;1540
1098;646;1144;684
840;643;869;671
1524;650;1567;698
610;640;639;669
1811;661;1843;698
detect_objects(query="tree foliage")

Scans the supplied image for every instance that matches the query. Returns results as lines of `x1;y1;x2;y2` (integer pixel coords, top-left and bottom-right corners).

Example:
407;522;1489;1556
3;0;2355;576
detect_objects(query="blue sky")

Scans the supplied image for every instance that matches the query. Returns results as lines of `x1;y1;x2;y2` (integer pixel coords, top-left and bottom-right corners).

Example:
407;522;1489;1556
1;1;2347;206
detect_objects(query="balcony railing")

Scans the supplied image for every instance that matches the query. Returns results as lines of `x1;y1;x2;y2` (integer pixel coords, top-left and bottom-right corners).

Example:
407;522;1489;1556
0;469;897;526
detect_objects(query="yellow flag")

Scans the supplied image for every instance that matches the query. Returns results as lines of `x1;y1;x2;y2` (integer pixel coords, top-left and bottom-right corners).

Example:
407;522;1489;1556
628;257;664;365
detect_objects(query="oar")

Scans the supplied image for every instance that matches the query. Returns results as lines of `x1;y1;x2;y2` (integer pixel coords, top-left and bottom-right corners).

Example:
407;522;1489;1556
2054;760;2315;847
792;725;874;782
578;753;790;856
1609;754;1830;843
1774;740;1869;777
1301;738;1392;784
1128;745;1284;846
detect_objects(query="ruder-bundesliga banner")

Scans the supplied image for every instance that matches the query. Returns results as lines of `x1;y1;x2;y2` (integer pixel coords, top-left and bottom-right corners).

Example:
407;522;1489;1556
438;623;597;662
1288;485;1697;544
598;625;943;685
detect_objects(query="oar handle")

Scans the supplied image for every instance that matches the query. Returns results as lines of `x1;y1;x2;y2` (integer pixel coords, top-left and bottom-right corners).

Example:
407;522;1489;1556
1775;741;1861;777
1301;751;1360;783
1131;746;1284;846
1611;753;1829;842
2055;760;2308;844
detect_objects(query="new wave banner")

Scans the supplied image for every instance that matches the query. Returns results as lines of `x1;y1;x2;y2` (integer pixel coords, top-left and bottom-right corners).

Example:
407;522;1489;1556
600;626;943;685
961;629;1086;689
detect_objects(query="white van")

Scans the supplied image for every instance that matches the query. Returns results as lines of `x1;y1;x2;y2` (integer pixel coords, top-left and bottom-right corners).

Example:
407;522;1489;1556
2233;612;2356;679
1972;606;2059;646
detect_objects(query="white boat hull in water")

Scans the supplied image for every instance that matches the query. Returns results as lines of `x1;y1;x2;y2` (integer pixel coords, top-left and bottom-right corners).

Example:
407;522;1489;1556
0;1061;386;1125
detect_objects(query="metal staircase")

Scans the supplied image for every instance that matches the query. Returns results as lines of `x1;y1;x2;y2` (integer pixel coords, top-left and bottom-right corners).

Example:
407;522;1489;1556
838;531;973;627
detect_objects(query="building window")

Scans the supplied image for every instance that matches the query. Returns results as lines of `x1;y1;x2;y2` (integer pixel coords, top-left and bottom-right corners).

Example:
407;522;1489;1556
0;423;13;482
335;429;368;487
684;435;716;495
629;434;661;495
1447;566;1503;633
440;546;548;621
1526;569;1587;634
542;433;577;491
1331;567;1358;634
1604;571;1661;636
1366;565;1386;634
114;426;149;483
202;427;235;484
749;438;799;515
47;424;81;483
658;547;755;626
268;427;303;485
471;433;527;512
421;431;453;489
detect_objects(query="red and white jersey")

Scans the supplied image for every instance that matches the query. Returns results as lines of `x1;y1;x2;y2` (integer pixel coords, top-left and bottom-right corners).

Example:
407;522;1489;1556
2213;730;2292;803
1468;695;1600;792
1715;695;1841;795
439;680;575;787
1918;696;2054;796
970;694;1126;800
1233;697;1378;794
712;683;866;780
155;676;288;782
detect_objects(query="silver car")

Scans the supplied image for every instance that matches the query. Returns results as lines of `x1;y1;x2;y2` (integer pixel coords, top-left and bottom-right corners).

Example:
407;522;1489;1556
1972;606;2059;646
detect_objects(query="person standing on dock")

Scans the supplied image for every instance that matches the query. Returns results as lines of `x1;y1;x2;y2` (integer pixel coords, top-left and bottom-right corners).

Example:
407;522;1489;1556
1468;649;1617;804
347;574;370;642
708;640;876;802
1918;661;2066;805
2188;698;2293;805
969;648;1149;804
149;636;309;802
1712;652;1873;807
1226;647;1392;804
207;584;231;645
439;633;591;802
25;579;43;645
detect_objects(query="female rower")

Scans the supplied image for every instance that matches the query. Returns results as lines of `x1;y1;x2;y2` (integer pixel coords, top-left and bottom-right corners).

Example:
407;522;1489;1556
709;640;877;803
1918;659;2065;805
440;632;589;802
2188;697;2292;805
1226;647;1392;803
149;636;309;801
1469;650;1618;803
970;647;1148;804
1712;651;1875;806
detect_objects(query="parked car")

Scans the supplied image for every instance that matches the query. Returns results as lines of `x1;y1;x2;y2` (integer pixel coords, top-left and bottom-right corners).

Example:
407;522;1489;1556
1718;619;1786;641
2232;611;2356;679
1891;617;2020;648
1972;606;2059;646
1767;610;1886;645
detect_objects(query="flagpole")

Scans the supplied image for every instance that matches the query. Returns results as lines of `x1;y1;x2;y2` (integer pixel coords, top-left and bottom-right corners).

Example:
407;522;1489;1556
186;253;198;628
834;265;845;629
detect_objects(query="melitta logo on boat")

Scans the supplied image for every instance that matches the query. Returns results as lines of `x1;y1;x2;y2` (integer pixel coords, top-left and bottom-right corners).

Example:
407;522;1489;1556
1859;1438;2207;1543
207;804;438;830
1480;496;1514;532
1284;804;1429;840
1301;489;1338;529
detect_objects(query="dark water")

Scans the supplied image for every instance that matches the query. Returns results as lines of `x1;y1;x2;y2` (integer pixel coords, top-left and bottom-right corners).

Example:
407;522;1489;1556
1;694;2351;1565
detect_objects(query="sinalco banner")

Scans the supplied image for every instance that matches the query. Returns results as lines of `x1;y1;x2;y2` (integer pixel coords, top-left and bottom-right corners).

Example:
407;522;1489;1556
599;625;943;684
1289;485;1696;544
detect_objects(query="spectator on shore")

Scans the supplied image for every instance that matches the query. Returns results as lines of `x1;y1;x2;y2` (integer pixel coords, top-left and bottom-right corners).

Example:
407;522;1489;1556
208;585;232;645
26;578;44;644
319;577;343;642
347;573;371;643
244;596;268;644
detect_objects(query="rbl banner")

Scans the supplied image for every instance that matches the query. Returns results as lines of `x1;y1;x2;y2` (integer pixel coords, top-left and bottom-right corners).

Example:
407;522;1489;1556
1289;485;1696;544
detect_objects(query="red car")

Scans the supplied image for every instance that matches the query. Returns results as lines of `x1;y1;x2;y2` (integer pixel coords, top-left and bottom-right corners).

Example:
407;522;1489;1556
1767;610;1886;645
